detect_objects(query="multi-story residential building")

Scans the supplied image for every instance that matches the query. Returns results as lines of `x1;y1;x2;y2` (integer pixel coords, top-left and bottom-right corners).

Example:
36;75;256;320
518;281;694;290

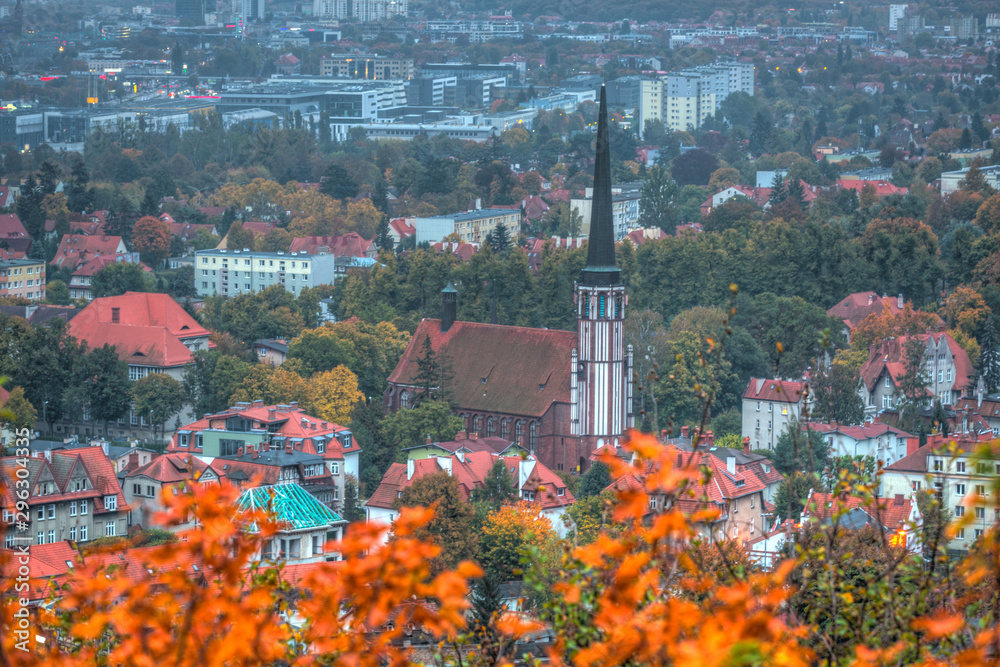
69;252;148;301
424;16;523;43
940;165;1000;196
412;208;521;245
320;54;415;80
237;483;346;563
366;451;575;538
638;61;754;137
810;423;911;467
889;4;908;31
167;401;361;492
0;254;45;300
0;213;33;256
64;292;213;441
570;185;641;240
123;452;219;531
859;332;973;417
52;234;127;272
882;438;998;551
194;249;337;297
1;446;128;548
210;447;344;510
608;443;776;544
742;378;808;451
950;17;979;40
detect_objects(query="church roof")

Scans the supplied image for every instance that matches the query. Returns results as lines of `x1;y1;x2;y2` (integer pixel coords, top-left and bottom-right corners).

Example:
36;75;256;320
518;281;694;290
388;319;576;417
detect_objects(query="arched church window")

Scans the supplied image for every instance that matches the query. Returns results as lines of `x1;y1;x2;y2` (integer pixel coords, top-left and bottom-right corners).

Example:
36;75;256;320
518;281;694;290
501;418;511;440
615;294;622;318
487;416;496;437
400;390;409;409
582;291;590;318
515;420;523;445
473;415;483;435
529;422;537;452
598;293;606;317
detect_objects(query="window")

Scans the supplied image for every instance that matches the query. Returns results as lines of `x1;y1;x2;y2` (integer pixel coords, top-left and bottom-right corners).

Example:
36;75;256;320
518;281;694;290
557;488;565;496
37;506;45;520
956;483;966;496
219;439;244;457
70;502;77;516
977;462;990;474
955;505;965;517
750;496;755;509
938;369;943;383
48;504;55;519
976;484;987;497
515;420;523;445
756;402;760;412
312;534;324;556
956;528;965;539
147;486;154;496
105;495;117;511
37;531;44;545
885;376;890;388
69;526;76;542
750;518;755;534
975;529;984;539
80;500;88;515
947;369;952;383
912;481;922;491
330;462;339;475
768;403;772;412
399;390;409;409
523;490;535;501
80;525;87;541
598;293;605;317
957;461;966;473
974;506;986;519
106;521;116;537
529;421;537;451
732;526;738;539
933;459;943;472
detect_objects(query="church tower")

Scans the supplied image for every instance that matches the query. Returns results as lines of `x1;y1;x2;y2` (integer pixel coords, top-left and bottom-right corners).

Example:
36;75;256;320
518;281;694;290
571;85;634;449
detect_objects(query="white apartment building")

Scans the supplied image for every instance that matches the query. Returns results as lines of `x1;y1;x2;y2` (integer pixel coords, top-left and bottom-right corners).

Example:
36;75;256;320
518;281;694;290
742;378;808;451
638;62;754;137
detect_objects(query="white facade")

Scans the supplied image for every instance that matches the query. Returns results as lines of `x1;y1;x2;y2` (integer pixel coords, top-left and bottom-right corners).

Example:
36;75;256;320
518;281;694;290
889;4;908;31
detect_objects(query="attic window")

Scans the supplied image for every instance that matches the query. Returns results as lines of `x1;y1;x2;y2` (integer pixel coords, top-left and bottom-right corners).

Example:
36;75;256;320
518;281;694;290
539;383;545;390
111;307;120;323
735;479;745;487
481;377;488;384
181;325;189;330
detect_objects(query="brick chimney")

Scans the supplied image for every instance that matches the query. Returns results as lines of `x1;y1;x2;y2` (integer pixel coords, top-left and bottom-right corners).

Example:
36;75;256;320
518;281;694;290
268;408;276;419
252;399;263;408
455;431;466;440
252;449;259;459
426;434;432;445
128;451;139;470
868;293;874;305
706;431;714;447
681;425;689;439
743;437;750;456
238;446;244;458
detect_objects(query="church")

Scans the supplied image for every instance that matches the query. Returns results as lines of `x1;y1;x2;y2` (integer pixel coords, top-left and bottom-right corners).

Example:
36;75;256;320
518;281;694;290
383;86;633;474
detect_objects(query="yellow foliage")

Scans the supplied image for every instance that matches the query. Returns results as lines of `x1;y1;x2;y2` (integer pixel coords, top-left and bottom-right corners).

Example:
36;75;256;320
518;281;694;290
309;364;363;425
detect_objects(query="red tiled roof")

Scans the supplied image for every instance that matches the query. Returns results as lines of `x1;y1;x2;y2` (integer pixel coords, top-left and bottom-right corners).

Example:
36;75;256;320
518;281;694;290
390;218;415;237
432;241;478;261
166;222;217;242
859;332;972;393
68;292;211;368
0;213;32;254
808;422;911;441
289;233;374;258
743;378;806;404
623;228;668;246
389;319;576;417
126;453;214;484
367;451;573;510
803;490;914;530
836;179;908;197
72;254;152;278
53;235;126;271
826;292;903;331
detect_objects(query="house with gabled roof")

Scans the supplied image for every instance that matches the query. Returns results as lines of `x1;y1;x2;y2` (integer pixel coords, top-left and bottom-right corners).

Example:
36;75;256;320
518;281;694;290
1;446;128;549
123;452;219;531
801;489;922;552
69;252;151;301
741;378;808;451
858;332;973;417
0;213;32;256
809;422;911;467
52;234;127;272
366;451;575;539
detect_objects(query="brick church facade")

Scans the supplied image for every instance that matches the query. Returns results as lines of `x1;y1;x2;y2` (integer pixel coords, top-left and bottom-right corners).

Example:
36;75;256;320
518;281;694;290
383;86;633;474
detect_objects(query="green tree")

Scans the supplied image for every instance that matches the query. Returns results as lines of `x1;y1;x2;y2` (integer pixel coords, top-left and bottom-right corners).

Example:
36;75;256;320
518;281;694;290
396;471;478;575
352;398;394;495
638;166;678;233
78;344;132;433
470;458;516;511
133;373;186;442
412;334;454;405
91;262;152;298
46;280;70;305
811;361;865;426
578;461;611;497
105;187;137;242
383;400;462;450
897;336;930;431
773;471;820;521
979;317;1000;393
772;421;829;475
66;155;92;213
320;163;359;200
341;475;365;523
1;386;37;433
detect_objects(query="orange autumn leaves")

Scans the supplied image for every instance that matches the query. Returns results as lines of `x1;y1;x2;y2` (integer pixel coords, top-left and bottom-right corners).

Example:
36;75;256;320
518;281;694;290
3;431;1000;666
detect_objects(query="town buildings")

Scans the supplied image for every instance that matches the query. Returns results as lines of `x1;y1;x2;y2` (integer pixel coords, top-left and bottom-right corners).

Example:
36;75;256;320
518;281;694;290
742;378;808;451
320;54;415;80
236;483;347;563
385;87;633;475
801;489;923;552
69;252;148;302
638;61;755;136
411;208;521;245
194;249;338;297
570;184;641;241
810;422;911;467
0;254;45;301
123;452;219;530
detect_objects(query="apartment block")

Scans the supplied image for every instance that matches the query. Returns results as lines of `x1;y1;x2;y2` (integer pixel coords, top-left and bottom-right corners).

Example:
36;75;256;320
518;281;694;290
638;61;754;137
194;249;337;297
320;54;415;80
0;255;45;300
412;208;521;245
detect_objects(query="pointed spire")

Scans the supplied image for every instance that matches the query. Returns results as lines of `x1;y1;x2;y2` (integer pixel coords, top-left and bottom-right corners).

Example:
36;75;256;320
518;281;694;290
581;85;619;286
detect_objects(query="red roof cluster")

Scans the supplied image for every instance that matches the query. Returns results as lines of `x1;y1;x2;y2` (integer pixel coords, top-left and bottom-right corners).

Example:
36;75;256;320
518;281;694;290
127;453;215;484
72;253;152;278
803;490;915;531
859;332;973;394
68;292;211;368
826;291;903;332
743;378;806;404
289;232;375;258
432;241;478;262
836;179;908;197
0;446;127;512
53;235;126;271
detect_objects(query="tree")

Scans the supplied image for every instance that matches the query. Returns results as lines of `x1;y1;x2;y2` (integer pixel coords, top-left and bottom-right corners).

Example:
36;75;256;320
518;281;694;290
897;335;930;431
479;502;555;582
132;216;173;268
772;471;820;521
578;460;611;497
352;398;394;494
638;166;678;232
470;458;516;511
412;335;454;405
1;386;37;433
979;317;1000;393
486;222;512;256
78;344;131;432
772;421;829;475
341;475;365;523
320;163;359;200
16;174;44;241
671;149;719;186
749;110;774;156
91;262;151;298
310;365;364;425
941;285;991;339
133;373;185;442
38;161;59;195
396;471;478;575
225;221;257;252
383;400;462;450
171;41;183;74
105;187;137;242
859;217;943;306
811;361;865;426
46;280;70;305
66;155;92;213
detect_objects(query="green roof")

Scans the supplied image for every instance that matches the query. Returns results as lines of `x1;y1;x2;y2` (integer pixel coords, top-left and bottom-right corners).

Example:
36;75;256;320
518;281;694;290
235;483;344;532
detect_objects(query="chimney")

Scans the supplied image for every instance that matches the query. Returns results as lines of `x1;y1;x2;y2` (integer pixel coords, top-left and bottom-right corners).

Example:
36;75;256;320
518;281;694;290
43;449;51;463
894;493;904;506
252;399;263;408
743;437;750;456
129;451;139;469
289;401;299;411
268;408;276;419
101;441;109;457
470;432;478;440
238;446;244;458
681;425;689;439
897;293;904;309
455;431;466;440
441;281;457;332
706;431;714;447
407;458;415;480
727;457;736;475
426;434;432;445
252;449;259;459
285;444;293;454
868;293;874;305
